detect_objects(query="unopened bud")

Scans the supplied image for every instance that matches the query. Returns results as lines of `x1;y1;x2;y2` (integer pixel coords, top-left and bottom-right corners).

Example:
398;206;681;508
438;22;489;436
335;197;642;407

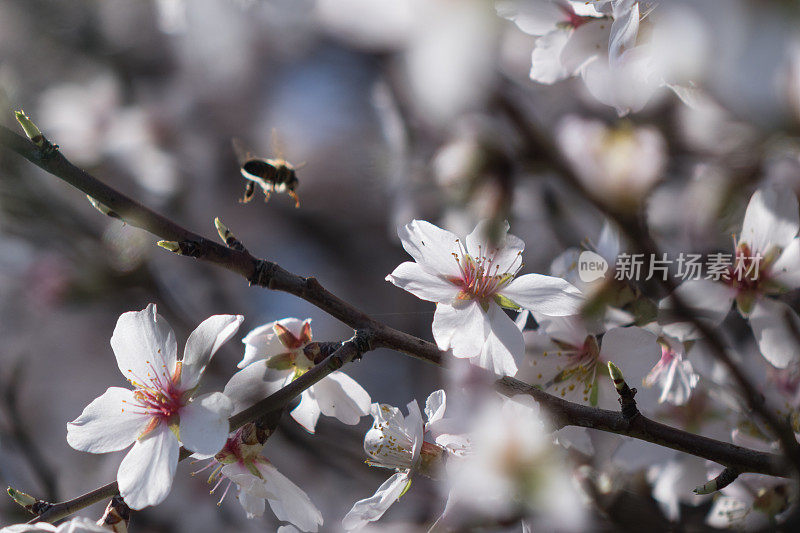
7;486;36;508
87;195;121;220
157;240;182;253
14;110;43;145
97;496;130;533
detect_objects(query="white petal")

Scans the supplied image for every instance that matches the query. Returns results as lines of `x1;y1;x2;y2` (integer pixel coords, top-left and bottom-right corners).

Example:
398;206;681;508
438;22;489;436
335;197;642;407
179;392;233;455
397;220;461;277
608;1;639;64
67;387;148;453
530;30;571;84
465;220;525;273
224;362;291;414
432;301;487;358
750;299;800;368
304;372;371;427
561;18;610;75
771;237;800;289
385;261;460;303
258;462;323;532
118;422;179;510
501;274;583;316
496;0;563;36
424;390;446;425
658;280;735;340
111;304;178;384
291;390;322;433
180;314;243;390
341;471;411;531
741;187;800;254
405;400;424;466
474;305;523;376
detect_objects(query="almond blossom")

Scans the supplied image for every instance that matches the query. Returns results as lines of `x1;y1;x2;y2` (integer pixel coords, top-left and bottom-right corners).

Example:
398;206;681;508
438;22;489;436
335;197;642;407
440;395;585;531
642;333;699;406
519;315;660;410
386;220;583;376
67;304;242;510
224;318;370;433
195;424;323;532
342;390;465;531
660;187;800;368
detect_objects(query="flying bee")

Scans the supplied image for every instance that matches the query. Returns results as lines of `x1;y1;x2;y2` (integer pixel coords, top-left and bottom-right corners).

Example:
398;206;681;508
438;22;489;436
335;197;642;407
232;133;301;208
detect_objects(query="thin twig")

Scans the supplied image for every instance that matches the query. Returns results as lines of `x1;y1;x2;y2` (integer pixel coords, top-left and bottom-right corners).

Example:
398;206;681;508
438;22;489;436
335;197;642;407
0;121;793;527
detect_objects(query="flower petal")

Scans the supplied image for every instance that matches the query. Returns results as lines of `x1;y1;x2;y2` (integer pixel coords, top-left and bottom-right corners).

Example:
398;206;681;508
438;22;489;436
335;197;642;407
424;389;446;425
224;361;291;414
258;462;323;532
290;390;322;433
179;392;233;456
385;261;460;303
530;30;571;84
741;187;800;254
501;273;583;316
771;237;800;290
180;314;243;390
111;304;178;384
432;301;487;358
658;280;735;340
750;299;800;368
397;220;461;277
465;220;525;273
474;305;523;376
67;387;148;453
301;372;371;428
118;422;179;510
341;471;411;531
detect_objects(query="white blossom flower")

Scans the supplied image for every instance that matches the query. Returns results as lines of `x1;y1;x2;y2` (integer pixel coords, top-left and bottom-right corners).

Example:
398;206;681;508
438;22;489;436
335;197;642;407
660;187;800;368
197;424;323;532
705;431;793;529
441;395;585;531
520;316;660;410
557;116;666;211
0;517;108;533
643;334;700;405
496;0;608;84
225;318;371;433
342;390;465;531
67;304;242;510
387;220;583;376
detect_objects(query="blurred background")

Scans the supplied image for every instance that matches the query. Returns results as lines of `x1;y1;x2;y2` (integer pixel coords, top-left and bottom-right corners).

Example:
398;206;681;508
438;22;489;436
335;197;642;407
2;0;800;531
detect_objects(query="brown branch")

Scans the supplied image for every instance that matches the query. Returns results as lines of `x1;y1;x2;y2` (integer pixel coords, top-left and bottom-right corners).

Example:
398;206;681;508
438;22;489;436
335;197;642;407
0;120;793;527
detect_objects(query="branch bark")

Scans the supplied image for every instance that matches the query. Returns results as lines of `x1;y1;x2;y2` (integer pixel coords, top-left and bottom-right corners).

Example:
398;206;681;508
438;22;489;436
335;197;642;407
0;121;792;527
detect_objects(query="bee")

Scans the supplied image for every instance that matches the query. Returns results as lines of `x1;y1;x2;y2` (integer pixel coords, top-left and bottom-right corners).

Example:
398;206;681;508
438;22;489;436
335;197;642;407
232;132;301;208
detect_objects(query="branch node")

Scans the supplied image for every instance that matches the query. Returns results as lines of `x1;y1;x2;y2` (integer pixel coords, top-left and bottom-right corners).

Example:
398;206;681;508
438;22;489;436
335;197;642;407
352;329;375;358
7;486;51;516
98;496;130;532
693;466;740;495
607;361;639;420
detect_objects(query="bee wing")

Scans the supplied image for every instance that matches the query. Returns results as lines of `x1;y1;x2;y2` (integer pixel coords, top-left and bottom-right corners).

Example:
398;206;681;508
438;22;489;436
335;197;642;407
231;137;255;166
270;128;287;160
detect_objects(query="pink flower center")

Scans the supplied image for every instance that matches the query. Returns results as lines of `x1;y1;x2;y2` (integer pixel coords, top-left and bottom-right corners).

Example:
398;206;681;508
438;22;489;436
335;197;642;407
123;359;185;423
559;5;595;29
448;240;521;303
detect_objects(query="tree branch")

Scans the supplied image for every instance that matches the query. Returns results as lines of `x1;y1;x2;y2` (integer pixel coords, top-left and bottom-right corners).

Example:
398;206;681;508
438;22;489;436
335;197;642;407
0;120;792;528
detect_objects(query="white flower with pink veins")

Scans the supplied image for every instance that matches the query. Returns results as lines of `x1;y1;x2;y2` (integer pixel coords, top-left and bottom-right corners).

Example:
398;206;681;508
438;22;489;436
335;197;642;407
67;304;243;509
660;187;800;368
387;220;583;376
224;318;371;433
